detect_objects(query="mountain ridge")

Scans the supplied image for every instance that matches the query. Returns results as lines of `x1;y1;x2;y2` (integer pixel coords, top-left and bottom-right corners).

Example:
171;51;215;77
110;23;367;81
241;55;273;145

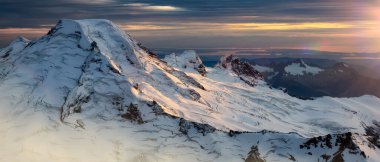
0;19;379;162
253;58;380;99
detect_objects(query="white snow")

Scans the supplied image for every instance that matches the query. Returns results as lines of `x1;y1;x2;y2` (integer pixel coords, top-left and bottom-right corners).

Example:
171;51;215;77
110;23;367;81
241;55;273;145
285;61;323;75
163;50;204;73
0;19;379;162
0;36;29;58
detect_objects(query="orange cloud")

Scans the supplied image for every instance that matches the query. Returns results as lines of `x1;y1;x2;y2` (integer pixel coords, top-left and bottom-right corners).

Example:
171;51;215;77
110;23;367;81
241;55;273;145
119;24;179;31
0;28;49;35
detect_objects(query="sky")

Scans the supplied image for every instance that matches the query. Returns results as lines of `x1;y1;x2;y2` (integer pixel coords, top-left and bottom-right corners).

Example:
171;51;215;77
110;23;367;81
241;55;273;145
0;0;379;52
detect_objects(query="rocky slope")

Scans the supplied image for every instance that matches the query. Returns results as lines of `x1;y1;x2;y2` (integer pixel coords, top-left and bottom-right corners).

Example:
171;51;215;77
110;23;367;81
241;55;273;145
0;19;379;162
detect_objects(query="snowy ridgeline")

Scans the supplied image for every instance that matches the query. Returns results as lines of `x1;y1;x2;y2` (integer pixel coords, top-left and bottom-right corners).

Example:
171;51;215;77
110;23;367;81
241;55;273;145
0;19;379;162
284;60;324;76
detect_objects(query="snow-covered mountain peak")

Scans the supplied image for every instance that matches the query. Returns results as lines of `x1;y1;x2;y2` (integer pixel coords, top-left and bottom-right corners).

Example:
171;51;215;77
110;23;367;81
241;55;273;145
13;36;29;43
0;36;29;59
218;55;263;86
284;59;323;75
292;58;307;66
47;19;146;67
0;19;380;162
164;50;207;76
218;54;235;68
0;19;214;123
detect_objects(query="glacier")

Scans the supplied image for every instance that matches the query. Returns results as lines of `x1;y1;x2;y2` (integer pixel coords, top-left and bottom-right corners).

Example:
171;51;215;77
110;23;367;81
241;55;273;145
0;19;379;162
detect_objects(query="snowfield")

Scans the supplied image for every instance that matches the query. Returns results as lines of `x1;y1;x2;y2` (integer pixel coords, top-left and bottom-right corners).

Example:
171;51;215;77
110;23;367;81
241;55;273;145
0;19;379;162
284;60;323;76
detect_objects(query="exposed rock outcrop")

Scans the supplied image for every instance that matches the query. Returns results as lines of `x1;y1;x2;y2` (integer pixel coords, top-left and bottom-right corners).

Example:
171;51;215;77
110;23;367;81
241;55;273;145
219;55;263;86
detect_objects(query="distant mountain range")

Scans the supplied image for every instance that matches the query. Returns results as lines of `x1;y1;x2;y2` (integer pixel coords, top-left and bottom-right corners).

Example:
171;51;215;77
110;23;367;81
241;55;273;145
246;58;380;99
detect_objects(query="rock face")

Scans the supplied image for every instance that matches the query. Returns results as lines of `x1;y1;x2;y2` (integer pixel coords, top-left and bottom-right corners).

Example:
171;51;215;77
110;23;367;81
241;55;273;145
219;55;263;86
0;19;379;162
245;146;265;162
364;121;380;149
121;103;144;124
300;132;366;161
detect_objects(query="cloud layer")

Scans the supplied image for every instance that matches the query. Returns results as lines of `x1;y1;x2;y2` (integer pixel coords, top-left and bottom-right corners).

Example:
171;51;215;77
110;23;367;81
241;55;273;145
0;0;379;52
123;3;187;11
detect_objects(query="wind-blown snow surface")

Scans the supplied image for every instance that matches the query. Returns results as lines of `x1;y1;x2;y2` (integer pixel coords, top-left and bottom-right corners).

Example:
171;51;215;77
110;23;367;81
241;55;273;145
0;19;379;162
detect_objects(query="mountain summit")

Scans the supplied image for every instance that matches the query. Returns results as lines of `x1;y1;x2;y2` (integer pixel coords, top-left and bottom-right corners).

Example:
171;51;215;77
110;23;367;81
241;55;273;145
0;19;379;162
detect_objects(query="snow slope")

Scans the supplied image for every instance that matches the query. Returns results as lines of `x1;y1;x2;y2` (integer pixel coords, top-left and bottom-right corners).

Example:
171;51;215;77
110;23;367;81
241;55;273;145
0;19;379;162
164;50;207;76
0;36;29;59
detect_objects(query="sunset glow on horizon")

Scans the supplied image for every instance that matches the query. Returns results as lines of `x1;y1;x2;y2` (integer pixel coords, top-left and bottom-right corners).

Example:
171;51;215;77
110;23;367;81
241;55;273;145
0;0;379;53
